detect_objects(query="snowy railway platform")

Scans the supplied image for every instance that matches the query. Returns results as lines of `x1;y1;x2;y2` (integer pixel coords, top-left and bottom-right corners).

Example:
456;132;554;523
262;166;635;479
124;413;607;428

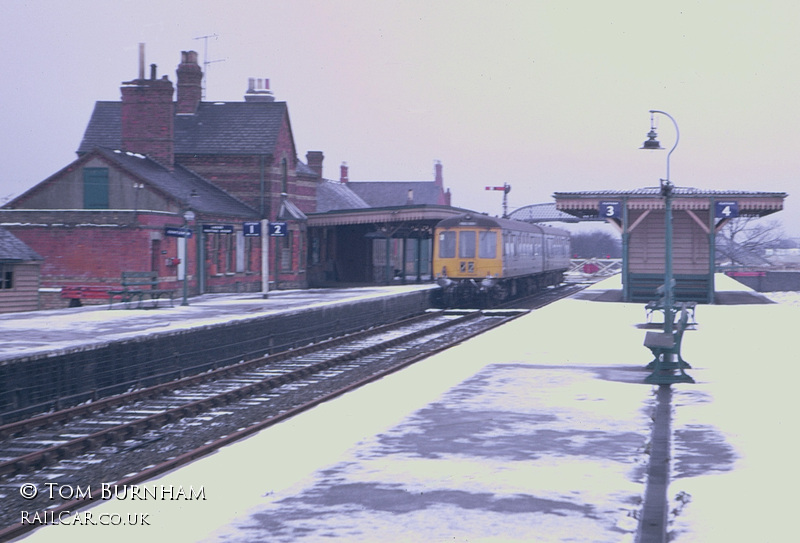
0;285;438;362
9;276;800;542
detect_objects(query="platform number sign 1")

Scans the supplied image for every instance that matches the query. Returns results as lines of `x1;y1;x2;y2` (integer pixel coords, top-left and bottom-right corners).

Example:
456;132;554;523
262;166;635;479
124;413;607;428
715;201;739;219
243;222;261;237
598;201;622;219
269;222;288;237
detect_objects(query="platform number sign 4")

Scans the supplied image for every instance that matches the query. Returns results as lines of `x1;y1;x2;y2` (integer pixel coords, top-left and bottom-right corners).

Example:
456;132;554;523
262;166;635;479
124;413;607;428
598;201;622;219
715;201;739;219
269;222;288;237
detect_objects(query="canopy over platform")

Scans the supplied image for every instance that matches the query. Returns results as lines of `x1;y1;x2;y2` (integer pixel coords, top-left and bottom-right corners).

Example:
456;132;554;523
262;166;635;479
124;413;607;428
553;187;787;303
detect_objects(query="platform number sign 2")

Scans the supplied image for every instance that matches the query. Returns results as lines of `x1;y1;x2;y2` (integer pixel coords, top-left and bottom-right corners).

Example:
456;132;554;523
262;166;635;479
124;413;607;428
715;201;739;219
269;222;288;237
598;201;622;219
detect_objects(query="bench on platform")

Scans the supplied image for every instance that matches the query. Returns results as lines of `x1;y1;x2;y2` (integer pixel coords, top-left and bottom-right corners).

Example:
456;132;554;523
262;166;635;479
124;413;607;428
61;286;115;307
645;299;697;324
107;272;175;309
643;307;692;370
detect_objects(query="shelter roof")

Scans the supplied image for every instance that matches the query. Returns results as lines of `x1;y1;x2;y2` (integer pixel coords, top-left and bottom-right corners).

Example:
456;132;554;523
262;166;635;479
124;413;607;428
0;227;42;261
307;205;467;227
277;198;308;221
554;186;787;218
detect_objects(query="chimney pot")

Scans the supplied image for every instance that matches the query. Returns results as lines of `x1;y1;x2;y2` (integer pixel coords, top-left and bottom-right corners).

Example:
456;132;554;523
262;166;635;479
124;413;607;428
244;76;275;102
138;43;145;79
150;64;157;80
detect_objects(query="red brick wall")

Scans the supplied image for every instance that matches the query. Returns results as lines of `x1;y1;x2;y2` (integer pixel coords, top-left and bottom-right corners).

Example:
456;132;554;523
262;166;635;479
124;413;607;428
177;114;317;219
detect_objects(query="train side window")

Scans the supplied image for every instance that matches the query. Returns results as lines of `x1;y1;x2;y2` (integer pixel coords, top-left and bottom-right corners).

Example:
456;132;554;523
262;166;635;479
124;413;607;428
459;231;476;258
438;231;456;258
478;232;496;258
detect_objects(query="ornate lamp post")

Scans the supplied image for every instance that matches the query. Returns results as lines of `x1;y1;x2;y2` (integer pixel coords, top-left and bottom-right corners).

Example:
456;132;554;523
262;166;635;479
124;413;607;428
641;110;694;385
641;110;678;335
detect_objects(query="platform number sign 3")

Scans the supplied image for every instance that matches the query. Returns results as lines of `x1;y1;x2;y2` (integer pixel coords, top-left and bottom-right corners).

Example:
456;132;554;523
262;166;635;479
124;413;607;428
598;201;622;219
715;201;739;219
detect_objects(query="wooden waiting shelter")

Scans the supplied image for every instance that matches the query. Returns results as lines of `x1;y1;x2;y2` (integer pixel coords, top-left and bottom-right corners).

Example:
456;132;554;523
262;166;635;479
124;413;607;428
554;187;787;303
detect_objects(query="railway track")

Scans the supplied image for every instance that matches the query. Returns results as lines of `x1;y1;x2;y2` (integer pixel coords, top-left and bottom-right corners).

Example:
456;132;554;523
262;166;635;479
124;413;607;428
0;306;529;537
0;283;587;538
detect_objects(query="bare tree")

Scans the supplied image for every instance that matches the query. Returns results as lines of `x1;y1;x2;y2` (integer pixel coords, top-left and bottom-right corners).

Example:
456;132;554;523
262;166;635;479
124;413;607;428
715;217;785;267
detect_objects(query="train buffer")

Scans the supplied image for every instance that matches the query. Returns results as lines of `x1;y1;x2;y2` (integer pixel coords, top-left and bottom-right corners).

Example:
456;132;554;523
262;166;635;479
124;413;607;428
643;307;695;384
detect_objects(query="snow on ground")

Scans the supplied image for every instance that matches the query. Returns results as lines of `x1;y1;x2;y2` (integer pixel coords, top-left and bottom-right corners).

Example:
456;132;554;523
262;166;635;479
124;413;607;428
16;289;655;542
13;279;799;542
668;289;800;542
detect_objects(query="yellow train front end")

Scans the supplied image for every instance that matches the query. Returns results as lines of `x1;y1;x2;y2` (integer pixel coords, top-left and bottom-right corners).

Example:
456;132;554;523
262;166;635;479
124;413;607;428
433;215;504;305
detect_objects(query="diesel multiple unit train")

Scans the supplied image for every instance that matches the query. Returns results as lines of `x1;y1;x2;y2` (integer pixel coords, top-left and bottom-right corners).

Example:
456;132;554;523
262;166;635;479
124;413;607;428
433;213;571;306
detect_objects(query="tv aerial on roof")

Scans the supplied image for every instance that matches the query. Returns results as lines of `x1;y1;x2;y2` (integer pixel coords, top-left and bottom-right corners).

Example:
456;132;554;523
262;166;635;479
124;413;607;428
194;34;226;100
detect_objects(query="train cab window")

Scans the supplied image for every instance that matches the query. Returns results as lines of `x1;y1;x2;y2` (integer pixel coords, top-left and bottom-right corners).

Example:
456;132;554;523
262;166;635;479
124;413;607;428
459;231;476;258
478;232;497;258
438;231;456;258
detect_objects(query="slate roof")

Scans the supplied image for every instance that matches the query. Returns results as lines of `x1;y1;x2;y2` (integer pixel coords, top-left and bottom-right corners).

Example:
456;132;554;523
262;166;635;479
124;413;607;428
95;147;257;218
316;180;370;213
0;227;42;261
347;181;445;208
508;202;583;223
78;101;289;156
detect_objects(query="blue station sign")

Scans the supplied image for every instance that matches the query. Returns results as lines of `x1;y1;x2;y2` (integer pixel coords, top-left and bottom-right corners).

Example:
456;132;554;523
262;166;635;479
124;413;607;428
243;222;261;237
165;227;193;238
715;201;739;219
269;222;288;237
202;224;235;234
598;201;622;219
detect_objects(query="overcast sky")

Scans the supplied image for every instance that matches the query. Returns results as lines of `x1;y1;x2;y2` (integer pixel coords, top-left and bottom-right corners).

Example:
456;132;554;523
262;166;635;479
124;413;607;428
3;1;798;235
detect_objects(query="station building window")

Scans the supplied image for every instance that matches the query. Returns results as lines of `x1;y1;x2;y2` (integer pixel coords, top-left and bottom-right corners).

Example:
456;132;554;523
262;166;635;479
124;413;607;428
208;233;236;275
0;264;13;289
280;232;293;271
83;167;109;209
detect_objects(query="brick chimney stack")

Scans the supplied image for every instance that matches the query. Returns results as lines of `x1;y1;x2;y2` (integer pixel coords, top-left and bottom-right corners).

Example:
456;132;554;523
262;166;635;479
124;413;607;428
306;151;324;178
176;50;202;114
121;44;175;168
340;162;349;183
434;160;443;187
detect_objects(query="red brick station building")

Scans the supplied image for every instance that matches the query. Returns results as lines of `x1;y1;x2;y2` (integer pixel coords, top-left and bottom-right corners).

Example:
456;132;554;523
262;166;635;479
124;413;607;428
1;50;461;311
